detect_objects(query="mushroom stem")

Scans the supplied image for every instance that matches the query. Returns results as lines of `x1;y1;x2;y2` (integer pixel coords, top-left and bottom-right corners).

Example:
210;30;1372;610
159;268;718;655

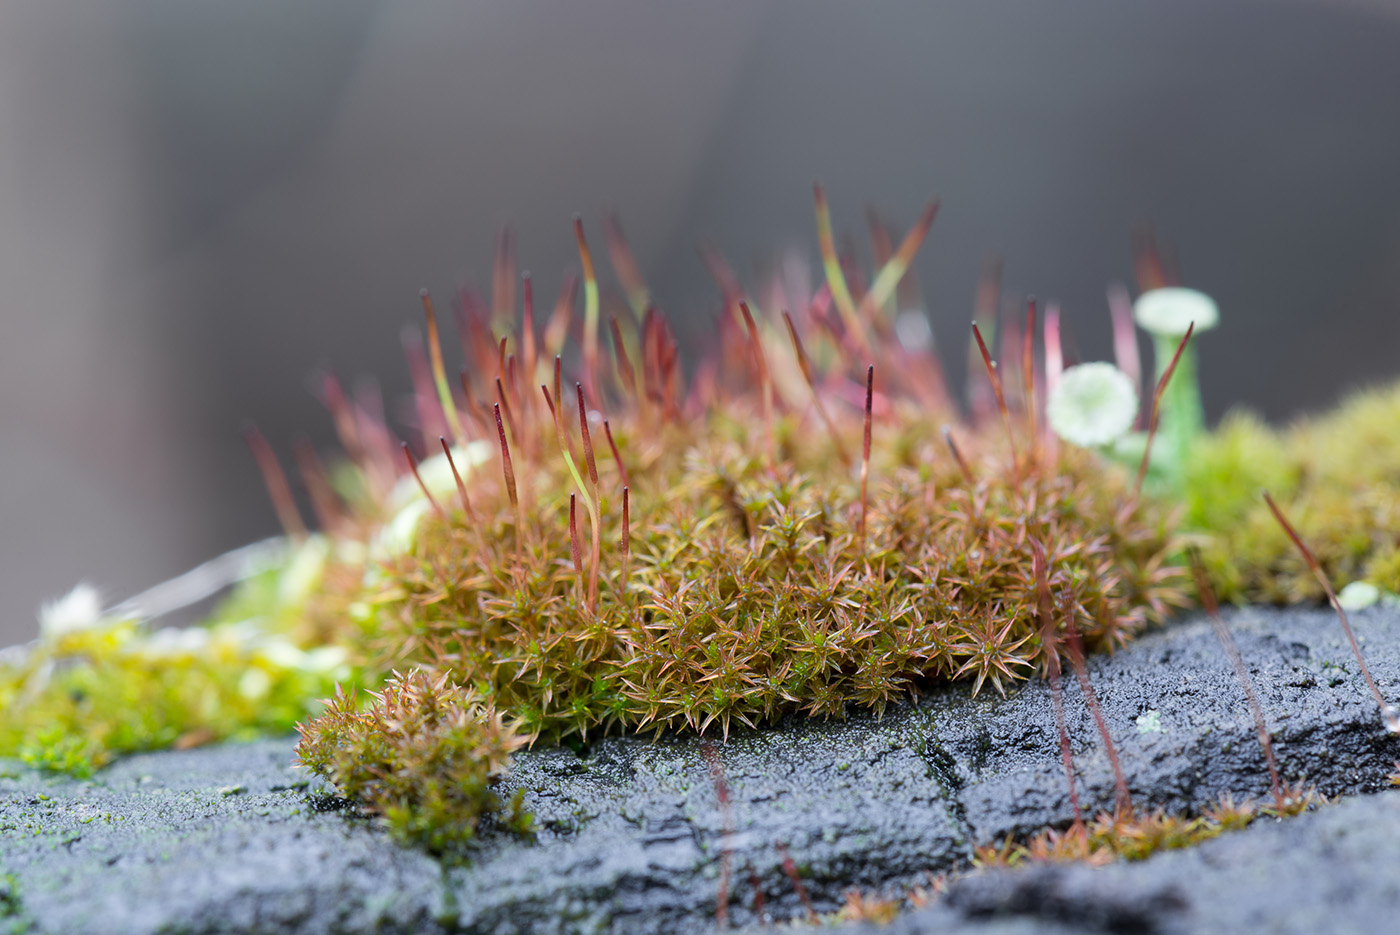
1151;332;1204;470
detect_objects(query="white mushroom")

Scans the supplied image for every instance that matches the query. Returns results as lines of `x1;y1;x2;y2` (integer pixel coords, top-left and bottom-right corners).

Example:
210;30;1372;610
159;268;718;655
1133;287;1219;338
1048;362;1139;448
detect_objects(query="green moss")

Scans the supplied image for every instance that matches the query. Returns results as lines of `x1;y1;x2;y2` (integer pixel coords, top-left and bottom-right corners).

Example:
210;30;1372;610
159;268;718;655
0;873;30;935
358;419;1181;743
294;668;528;852
0;546;353;776
1185;382;1400;603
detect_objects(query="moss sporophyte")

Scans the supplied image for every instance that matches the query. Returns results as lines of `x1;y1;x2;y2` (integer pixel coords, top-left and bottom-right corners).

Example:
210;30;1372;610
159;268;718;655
4;187;1399;866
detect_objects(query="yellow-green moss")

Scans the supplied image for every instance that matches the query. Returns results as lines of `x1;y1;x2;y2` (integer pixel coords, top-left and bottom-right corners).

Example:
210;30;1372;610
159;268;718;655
1185;382;1400;603
0;544;353;777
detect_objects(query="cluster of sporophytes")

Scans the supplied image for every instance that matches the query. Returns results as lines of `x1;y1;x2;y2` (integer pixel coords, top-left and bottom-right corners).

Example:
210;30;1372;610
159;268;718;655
275;189;1205;846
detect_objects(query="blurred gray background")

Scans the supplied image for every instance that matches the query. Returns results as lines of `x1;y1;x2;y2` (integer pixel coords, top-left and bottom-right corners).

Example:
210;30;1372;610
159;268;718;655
5;0;1400;644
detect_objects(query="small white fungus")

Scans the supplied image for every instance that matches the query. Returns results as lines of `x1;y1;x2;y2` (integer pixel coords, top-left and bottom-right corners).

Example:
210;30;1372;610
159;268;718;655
1133;287;1219;337
1047;362;1139;448
1338;580;1381;611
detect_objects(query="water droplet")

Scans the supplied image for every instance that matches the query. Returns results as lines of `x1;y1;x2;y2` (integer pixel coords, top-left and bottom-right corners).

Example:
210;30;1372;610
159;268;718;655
1380;703;1400;735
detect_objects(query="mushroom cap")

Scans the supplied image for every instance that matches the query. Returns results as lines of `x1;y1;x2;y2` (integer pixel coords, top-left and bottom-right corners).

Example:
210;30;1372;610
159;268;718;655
1133;287;1219;337
1047;362;1139;448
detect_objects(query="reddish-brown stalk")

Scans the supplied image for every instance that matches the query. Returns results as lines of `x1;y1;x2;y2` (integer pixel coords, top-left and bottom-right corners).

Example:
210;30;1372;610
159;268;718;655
1188;550;1285;810
941;426;974;486
242;423;307;540
967;258;1002;423
1133;322;1195;497
620;485;631;597
574;217;602;402
609;317;639;400
439;436;475;520
292;438;346;536
1042;304;1063;458
657;318;681;419
812;182;874;361
748;866;767;926
640;310;663;411
319;372;363;467
1132;226;1169;292
1022;296;1038;442
1061;599;1132;813
971;322;1019;468
1263;492;1400;733
543;383;599;611
454;286;495;378
521;274;538;414
866;209;896;304
855;198;940;324
702;740;735;929
1106;283;1142;413
400;442;446;523
496;336;508;389
493;229;516;327
402;328;449;449
575;384;600;490
494;377;522;455
569;494;582;585
781;311;850;466
506;354;528;462
543;275;577;360
702;243;748;313
858;365;874;552
576;383;602;607
839;239;867;308
453;368;488;437
775;844;817;924
419;289;463;441
602;420;631;488
738;302;776;466
998;315;1023;412
553;356;564;420
805;284;841;348
603;213;650;319
351;381;400;497
1032;540;1082;825
492;403;524;545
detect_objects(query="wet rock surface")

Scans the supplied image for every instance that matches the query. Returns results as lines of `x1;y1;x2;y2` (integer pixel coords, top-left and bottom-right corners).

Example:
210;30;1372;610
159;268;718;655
839;791;1400;935
2;606;1399;934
